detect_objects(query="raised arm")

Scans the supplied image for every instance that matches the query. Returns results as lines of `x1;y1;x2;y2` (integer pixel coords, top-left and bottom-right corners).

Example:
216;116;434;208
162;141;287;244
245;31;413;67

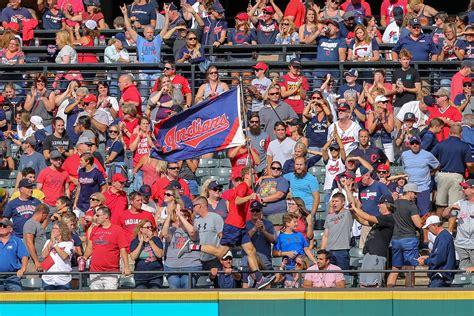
120;4;138;41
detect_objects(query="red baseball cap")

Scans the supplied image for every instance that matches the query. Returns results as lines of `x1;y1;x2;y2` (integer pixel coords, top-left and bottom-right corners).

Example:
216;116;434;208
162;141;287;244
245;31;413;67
263;6;275;14
235;12;249;21
252;62;268;72
377;164;390;172
463;77;473;84
83;94;97;104
112;173;127;183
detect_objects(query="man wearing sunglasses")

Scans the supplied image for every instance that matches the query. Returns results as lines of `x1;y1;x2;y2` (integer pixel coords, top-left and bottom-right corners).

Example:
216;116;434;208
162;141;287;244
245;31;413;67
454;77;474;115
248;5;282;44
0;218;28;291
392;18;438;61
428;88;462;142
152;162;191;205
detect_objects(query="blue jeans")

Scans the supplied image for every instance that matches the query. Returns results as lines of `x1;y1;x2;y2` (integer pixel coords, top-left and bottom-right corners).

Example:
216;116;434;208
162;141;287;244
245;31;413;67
429;275;450;288
187;179;199;197
164;265;202;289
43;282;71;290
330;249;350;271
0;275;22;291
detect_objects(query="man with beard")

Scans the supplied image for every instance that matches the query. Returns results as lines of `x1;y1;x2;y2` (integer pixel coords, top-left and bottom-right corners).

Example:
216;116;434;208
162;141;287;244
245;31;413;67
327;104;361;154
303;249;345;288
283;156;320;216
349;129;389;172
248;114;270;176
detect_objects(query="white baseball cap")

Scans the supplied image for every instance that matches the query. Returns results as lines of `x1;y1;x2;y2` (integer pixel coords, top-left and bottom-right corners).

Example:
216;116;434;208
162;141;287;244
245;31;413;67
422;215;442;229
375;95;389;103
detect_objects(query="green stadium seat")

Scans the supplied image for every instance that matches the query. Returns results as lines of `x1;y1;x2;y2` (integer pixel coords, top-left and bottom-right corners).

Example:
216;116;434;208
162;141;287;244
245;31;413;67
344;275;354;288
195;168;211;177
199;158;219;168
219;159;232;168
21;278;42;290
451;273;472;288
210;168;231;177
195;276;213;288
119;276;135;289
272;257;282;268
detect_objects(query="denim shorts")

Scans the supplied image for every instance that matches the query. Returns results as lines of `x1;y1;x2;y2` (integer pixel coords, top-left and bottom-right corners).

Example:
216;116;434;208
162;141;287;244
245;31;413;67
220;223;251;247
391;237;419;267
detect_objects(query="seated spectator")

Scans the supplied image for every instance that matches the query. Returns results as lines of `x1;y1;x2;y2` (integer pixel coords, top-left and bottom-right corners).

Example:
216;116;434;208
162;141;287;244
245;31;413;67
282;142;320;175
408;0;438;26
275;18;299;48
303;249;345;288
201;180;228;220
431;11;448;45
454;12;469;35
155;188;184;229
395;95;434;132
210;251;242;288
41;221;74;290
176;30;206;66
267;121;296;169
228;143;260;182
130;219;164;289
152;161;191;205
81;192;105;233
464;25;474;61
0;218;28;291
382;6;404;44
39;0;66;30
338;11;357;42
454;78;473;115
194;66;229;104
274;255;308;288
147;76;184;120
347;25;380;62
429;88;463;141
451;61;474;103
257;161;289;225
363;16;382;43
340;0;372;24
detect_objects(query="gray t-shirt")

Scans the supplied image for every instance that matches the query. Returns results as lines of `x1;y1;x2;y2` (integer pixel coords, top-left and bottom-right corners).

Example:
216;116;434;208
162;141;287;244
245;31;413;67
194;212;224;262
258;176;289;215
324;209;353;250
27;90;55;126
249;130;269;173
164;226;201;268
259;101;298;140
18;152;47;177
392;199;419;240
55;45;78;64
23;217;47;261
251;77;272;112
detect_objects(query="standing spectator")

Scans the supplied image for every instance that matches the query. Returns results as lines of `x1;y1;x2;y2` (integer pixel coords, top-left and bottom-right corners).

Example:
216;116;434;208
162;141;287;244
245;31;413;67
283;0;305;28
387;183;423;287
193;196;224;273
41;221;74;290
228;143;260;183
257;161;289;225
408;0;438;26
315;19;347;86
303;93;333;152
389;48;421;112
395;95;434;132
303;249;345;288
194;66;229;104
15;136;47;188
340;0;372;24
120;4;169;101
338;12;356;41
37;150;70;210
401;136;439;215
242;201;275;288
127;0;157;28
284;156;320;216
366;96;395;161
1;0;32;28
327;104;362;154
319;0;345;22
130;219;164;289
43;118;74;161
392;18;438;61
280;58;308;115
129;117;153;187
249;5;281;45
266;121;296;168
24;73;56;134
53;30;78;91
247;114;270;176
382;6;404;44
73;152;106;213
152;162;191;205
3;179;41;238
357;171;392;248
118;74;142;118
23;204;49;275
450;60;474;102
454;78;474;115
153;62;192;109
201;2;227;47
322;135;346;200
0;218;28;291
432;124;474;217
420;118;444;152
320;193;353;271
429;88;463;141
103;173;128;219
259;85;298;140
140;185;158;214
79;206;130;290
201;180;228;220
418;215;456;288
275;18;299;50
350;194;395;287
431;11;448;45
248;63;272;114
380;0;408;27
445;180;474;269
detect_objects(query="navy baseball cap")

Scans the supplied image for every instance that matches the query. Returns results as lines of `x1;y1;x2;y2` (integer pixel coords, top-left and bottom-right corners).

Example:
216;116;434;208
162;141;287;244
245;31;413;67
139;185;152;197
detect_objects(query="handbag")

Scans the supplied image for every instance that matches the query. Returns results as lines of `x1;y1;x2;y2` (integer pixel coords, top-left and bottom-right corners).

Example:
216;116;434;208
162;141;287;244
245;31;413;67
41;254;55;271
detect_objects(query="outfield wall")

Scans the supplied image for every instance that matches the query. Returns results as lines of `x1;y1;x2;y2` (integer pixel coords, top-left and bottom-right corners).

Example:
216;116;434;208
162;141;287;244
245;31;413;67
1;291;473;316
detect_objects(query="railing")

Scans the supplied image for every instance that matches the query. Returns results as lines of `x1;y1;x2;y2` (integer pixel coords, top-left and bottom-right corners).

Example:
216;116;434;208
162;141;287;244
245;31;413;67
2;269;471;290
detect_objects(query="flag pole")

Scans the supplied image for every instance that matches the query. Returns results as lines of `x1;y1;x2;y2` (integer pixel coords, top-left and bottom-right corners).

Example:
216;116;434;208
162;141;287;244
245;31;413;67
239;75;255;192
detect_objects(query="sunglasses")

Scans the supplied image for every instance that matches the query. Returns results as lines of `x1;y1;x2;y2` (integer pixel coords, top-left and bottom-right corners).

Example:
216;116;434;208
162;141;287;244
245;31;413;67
142;226;153;229
410;141;420;145
164;192;174;197
249;120;259;123
269;92;280;96
464;83;472;87
412;26;421;29
222;257;233;261
0;224;8;228
250;209;261;213
164;67;173;70
187;37;197;41
168;166;179;170
263;11;271;15
281;23;289;26
90;197;100;201
209;71;218;75
377;171;388;174
312;96;322;100
271;166;282;170
109;130;119;134
210;187;223;192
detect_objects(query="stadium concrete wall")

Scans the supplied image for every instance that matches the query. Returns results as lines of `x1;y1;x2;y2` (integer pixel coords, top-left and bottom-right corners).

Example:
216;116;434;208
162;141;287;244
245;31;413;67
1;291;473;316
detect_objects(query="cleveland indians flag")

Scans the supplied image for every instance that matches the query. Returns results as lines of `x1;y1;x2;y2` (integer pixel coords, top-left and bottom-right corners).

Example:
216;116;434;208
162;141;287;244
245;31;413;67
151;87;245;162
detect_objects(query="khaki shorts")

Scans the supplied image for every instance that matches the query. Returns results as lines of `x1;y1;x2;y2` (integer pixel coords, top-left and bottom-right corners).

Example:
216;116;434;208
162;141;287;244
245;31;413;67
435;172;464;207
89;274;119;290
265;212;286;226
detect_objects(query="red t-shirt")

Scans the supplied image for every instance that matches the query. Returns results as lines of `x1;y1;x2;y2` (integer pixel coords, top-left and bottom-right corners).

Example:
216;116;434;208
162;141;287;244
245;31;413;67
284;0;306;28
119;84;142;118
225;182;252;229
230;148;258;180
89;224;128;272
427;105;462;141
37;167;69;206
104;188;128;220
151;176;191;204
62;154;106;192
81;11;105;24
129;133;151;166
113;210;156;251
151;74;191;96
380;0;408;24
280;74;309;114
121;118;138;148
450;72;466;101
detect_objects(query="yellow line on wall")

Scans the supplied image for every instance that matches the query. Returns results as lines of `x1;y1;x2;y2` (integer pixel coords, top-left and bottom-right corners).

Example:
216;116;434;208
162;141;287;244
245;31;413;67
132;292;219;301
219;292;305;300
46;292;132;301
0;292;45;302
392;291;474;300
305;291;393;300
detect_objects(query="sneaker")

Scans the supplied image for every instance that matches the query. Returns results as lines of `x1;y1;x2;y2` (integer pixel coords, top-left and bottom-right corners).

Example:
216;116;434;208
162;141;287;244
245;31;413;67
177;239;192;258
256;275;276;290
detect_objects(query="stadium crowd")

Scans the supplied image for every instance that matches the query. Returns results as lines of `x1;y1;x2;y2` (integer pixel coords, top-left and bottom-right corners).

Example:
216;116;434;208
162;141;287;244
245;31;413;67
1;0;474;291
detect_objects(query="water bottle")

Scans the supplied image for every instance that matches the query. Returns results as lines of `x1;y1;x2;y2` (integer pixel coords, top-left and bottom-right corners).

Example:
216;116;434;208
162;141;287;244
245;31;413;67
34;37;40;47
99;35;106;46
396;78;403;89
94;37;99;46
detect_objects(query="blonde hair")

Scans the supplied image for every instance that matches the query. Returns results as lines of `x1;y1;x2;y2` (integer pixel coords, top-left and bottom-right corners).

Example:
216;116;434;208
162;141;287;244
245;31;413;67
280;18;296;36
20;112;31;129
90;192;106;203
354;24;371;45
133;219;153;238
443;22;457;37
0;30;17;49
200;178;214;197
56;30;74;48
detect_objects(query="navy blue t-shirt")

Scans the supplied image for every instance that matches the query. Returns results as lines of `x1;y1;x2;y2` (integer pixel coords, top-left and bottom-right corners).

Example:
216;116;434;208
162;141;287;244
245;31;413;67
420;130;438;152
358;181;391;216
392;33;438;61
77;167;106;212
202;18;228;45
106;139;125;163
316;36;347;77
128;3;157;25
42;9;64;30
305;114;329;148
431;136;474;174
338;83;363;97
3;197;42;238
130;236;164;281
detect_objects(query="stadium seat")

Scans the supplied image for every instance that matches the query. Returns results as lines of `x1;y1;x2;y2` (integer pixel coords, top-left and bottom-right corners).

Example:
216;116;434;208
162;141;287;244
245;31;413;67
349;247;364;269
272;257;282;268
344;275;354;288
314;230;324;244
390;165;404;175
195;168;211;177
210;168;231;177
21;278;42;290
199;158;219;168
317;203;327;213
308;166;318;176
195;275;213;288
199;176;218;185
219;159;232;168
0;178;12;188
451;273;472;288
9;170;18;180
119;276;135;289
231;247;244;258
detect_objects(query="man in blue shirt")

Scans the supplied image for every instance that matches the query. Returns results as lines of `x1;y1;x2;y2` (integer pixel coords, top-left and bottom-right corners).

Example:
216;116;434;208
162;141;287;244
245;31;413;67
432;124;474;217
0;218;28;291
401;135;440;215
284;156;320;216
418;215;456;288
392;18;438;61
121;4;170;105
462;114;474;156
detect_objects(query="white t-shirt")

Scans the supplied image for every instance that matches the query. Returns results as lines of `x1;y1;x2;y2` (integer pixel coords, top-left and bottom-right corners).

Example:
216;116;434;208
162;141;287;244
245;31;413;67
324;158;345;190
251;77;272;112
396;100;429;129
382;21;400;44
327;121;361;154
41;240;74;286
267;137;296;165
